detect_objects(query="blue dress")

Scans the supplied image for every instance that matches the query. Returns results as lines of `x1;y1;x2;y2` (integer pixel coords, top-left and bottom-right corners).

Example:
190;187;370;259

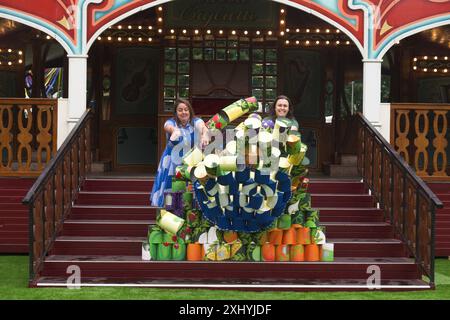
150;117;204;207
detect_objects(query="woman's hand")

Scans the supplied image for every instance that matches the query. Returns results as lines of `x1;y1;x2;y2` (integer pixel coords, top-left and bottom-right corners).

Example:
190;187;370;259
198;121;210;148
200;133;210;148
170;127;182;141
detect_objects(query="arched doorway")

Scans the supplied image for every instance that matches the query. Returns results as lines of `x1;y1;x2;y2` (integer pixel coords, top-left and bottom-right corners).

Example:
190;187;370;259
87;0;363;174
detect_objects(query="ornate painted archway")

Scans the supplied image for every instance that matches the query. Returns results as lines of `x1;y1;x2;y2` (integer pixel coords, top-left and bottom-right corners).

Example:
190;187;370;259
0;0;449;129
1;0;449;58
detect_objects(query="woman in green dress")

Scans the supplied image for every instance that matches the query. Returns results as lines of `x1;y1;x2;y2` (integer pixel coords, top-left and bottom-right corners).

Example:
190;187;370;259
262;95;299;131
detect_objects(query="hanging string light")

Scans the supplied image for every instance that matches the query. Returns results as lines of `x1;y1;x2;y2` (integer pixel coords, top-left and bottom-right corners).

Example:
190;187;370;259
0;47;25;66
96;7;354;46
412;56;450;74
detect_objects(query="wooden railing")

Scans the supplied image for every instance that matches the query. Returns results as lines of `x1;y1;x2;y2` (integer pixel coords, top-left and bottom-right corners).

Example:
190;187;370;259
357;113;443;287
391;104;450;181
23;109;92;285
0;98;58;176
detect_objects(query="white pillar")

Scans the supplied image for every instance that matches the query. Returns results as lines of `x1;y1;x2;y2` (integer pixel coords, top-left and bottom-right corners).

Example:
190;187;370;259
362;59;382;129
67;55;88;131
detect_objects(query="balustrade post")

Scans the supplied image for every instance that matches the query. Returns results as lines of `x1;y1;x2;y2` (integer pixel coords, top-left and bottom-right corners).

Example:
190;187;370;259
67;55;88;132
415;191;420;264
380;149;384;210
28;204;35;283
52;175;56;237
430;203;436;286
402;171;407;238
363;59;382;130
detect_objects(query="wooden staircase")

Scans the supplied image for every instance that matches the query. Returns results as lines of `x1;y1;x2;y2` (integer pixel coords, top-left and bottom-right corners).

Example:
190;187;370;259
0;178;35;253
428;183;450;257
31;177;431;290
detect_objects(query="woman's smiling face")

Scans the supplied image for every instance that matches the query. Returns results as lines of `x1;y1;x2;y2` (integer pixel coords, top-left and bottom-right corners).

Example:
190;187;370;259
275;98;289;117
176;103;191;124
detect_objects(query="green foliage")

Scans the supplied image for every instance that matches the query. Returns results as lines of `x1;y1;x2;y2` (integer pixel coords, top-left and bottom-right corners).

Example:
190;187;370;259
237;232;254;245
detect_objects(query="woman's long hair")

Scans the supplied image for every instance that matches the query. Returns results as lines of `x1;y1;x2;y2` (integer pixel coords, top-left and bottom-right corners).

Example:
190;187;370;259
268;95;295;120
174;98;195;126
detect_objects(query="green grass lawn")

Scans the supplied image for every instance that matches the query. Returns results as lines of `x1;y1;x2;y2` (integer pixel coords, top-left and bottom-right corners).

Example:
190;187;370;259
1;255;450;300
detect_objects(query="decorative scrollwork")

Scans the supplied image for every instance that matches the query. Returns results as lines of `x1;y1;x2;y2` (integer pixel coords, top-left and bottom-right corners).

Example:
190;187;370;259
432;110;448;178
0;105;13;171
36;106;53;170
413;111;430;176
395;110;410;162
17;106;33;171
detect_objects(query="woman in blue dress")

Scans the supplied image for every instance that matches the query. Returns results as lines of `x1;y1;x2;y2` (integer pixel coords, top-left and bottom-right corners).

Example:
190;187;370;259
151;99;209;207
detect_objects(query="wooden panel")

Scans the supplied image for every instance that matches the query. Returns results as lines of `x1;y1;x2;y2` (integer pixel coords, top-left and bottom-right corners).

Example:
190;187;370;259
0;98;58;177
391;104;450;181
413;110;429;177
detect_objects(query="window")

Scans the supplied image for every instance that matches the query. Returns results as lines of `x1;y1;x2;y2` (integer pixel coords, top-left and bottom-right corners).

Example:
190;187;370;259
162;36;278;113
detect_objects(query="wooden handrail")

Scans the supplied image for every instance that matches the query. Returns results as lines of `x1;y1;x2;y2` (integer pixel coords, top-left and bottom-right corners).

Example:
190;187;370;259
23;109;92;285
356;112;442;287
360;113;443;207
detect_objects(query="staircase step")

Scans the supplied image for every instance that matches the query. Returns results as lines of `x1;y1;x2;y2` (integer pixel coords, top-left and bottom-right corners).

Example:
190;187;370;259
0;244;28;253
437;217;450;223
83;179;154;191
0;203;29;211
69;213;156;221
325;164;359;177
70;205;157;220
330;239;406;257
34;276;431;290
307;182;366;194
51;236;406;257
41;256;421;280
76;192;150;205
60;219;392;238
0;230;27;239
82;185;153;192
0;195;26;202
317;208;384;222
71;205;157;214
321;222;393;238
340;155;358;166
0;224;28;232
0;189;31;196
61;220;153;237
52;236;146;255
435;194;450;201
436;234;450;242
436;222;450;229
311;194;375;208
74;192;376;207
427;183;450;193
0;237;28;244
0;178;35;188
436;249;450;257
0;216;28;224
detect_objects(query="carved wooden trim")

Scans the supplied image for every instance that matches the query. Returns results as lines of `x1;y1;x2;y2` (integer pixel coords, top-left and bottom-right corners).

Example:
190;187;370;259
395;110;410;163
0;99;57;176
0;105;13;171
391;104;450;181
17;106;33;171
432;110;448;178
413;110;429;177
